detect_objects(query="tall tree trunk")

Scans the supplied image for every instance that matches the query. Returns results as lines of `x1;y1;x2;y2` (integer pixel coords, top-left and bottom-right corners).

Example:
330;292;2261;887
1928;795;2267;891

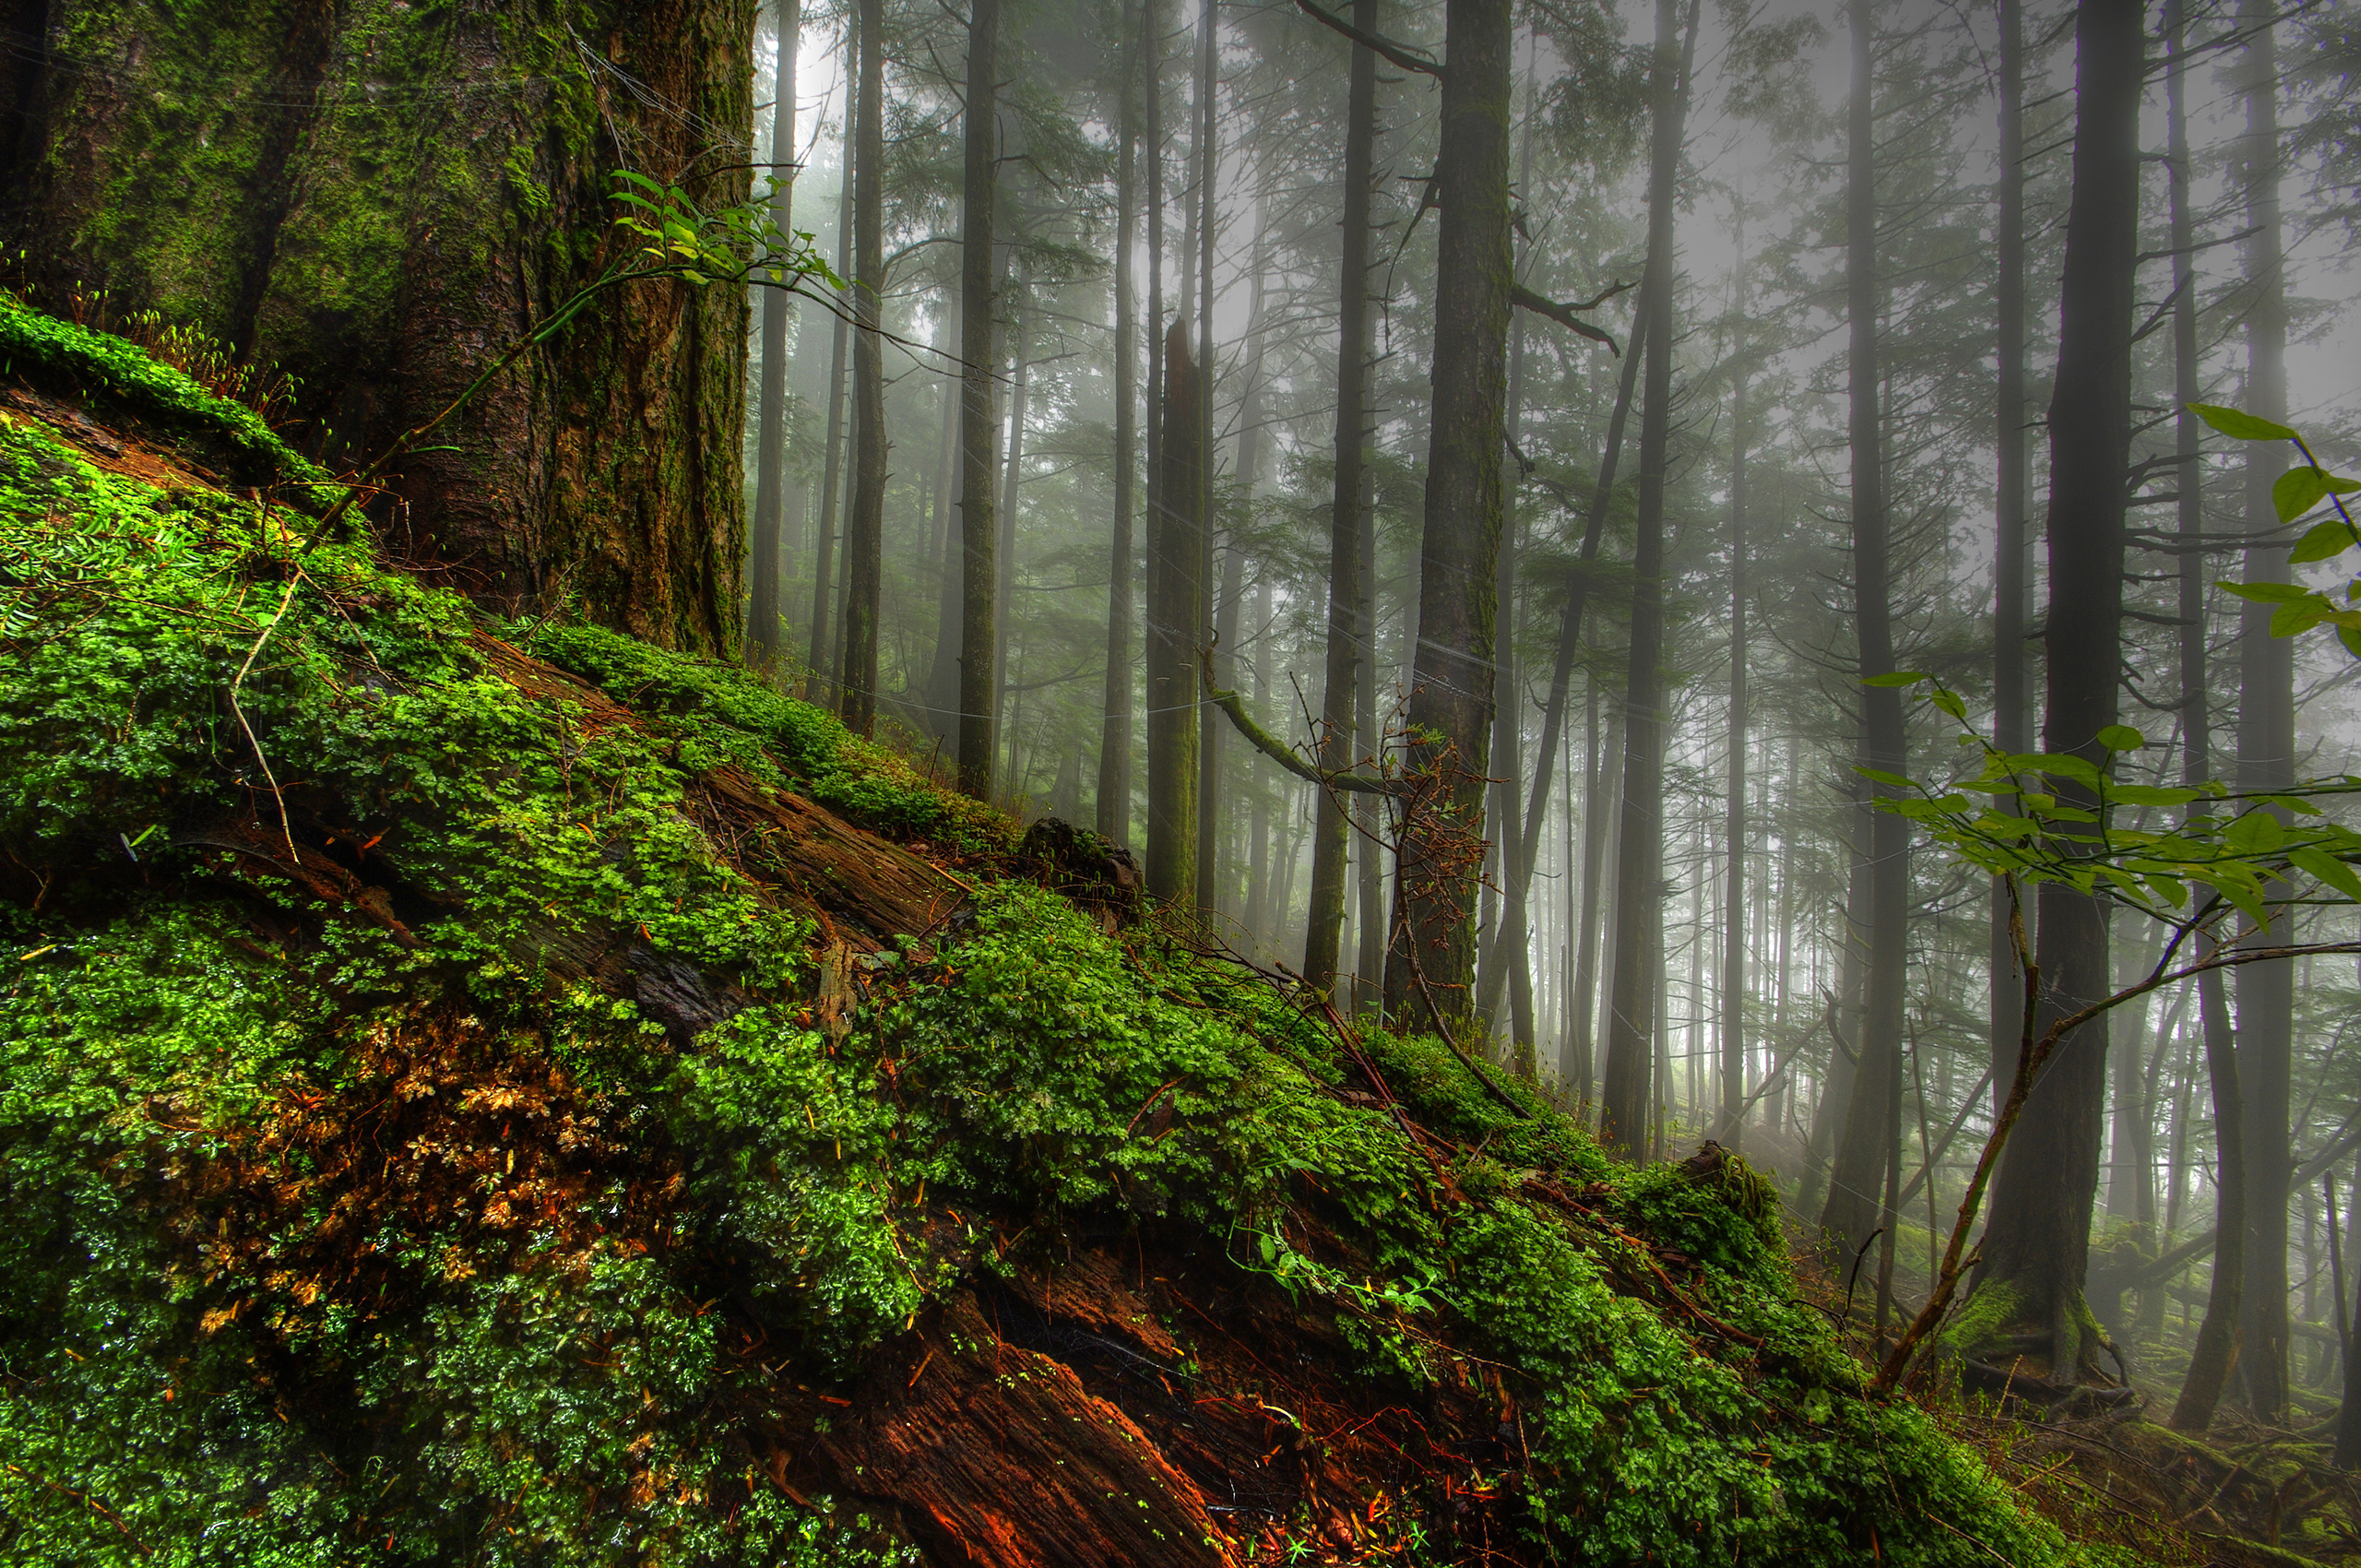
1597;0;1696;1155
2167;0;2247;1429
1097;0;1142;843
1143;0;1168;826
1798;795;1872;1222
1476;62;1537;1060
924;326;963;737
993;307;1030;795
1378;0;1515;1029
1192;0;1221;917
1353;423;1385;1006
955;0;1002;797
2234;0;2296;1425
1216;248;1268;920
1303;0;1382;992
836;0;887;737
748;0;801;673
4;0;756;651
809;133;857;697
1821;0;1908;1260
1989;0;2031;1121
1569;687;1618;1100
1975;0;2141;1379
1719;270;1750;1146
1146;320;1204;906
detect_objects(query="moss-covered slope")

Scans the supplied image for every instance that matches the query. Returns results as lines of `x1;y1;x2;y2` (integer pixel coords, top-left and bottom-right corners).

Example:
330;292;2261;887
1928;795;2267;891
0;311;2131;1566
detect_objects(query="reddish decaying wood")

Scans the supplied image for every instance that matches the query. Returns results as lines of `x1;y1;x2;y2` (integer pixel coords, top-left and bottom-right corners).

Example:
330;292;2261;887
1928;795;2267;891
817;1293;1227;1568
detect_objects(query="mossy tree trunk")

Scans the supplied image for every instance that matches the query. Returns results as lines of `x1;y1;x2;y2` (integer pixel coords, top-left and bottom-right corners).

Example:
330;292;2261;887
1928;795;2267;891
1145;318;1201;907
1;0;756;654
1378;0;1513;1031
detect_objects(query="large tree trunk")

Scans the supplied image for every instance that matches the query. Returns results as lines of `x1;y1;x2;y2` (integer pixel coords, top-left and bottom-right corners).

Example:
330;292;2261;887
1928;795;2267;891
2233;0;2296;1426
2;0;755;652
956;0;1003;798
1820;0;1908;1261
747;0;800;673
1989;0;2032;1122
836;0;887;737
1097;0;1141;844
1302;0;1382;992
1974;0;2140;1380
1596;0;1695;1156
1145;320;1203;907
1378;0;1513;1030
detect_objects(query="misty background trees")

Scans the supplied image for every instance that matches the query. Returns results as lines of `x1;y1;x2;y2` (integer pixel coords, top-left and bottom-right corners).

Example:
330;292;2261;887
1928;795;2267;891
721;0;2361;1409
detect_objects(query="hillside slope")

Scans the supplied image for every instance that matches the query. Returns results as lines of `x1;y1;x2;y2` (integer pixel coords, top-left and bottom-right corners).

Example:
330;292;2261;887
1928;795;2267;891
0;300;2125;1566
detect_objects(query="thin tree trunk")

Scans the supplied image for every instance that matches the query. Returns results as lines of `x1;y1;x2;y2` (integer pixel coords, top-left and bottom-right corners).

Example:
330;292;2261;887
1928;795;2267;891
1569;687;1617;1101
1821;0;1908;1260
1353;433;1384;1007
923;321;961;738
1303;0;1382;991
1719;284;1750;1147
1597;0;1697;1155
1799;790;1872;1222
1097;0;1140;843
747;0;800;673
836;0;886;736
993;308;1029;795
808;128;856;699
1989;0;2031;1122
1192;0;1220;917
955;0;1002;796
2234;0;2296;1425
1975;0;2141;1379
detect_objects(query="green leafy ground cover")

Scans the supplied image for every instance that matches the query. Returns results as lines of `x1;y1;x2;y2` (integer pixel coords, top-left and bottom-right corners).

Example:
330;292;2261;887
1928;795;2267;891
0;308;2138;1565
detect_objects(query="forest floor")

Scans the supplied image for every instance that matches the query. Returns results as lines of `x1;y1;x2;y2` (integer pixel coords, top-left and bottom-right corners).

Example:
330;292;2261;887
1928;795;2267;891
0;291;2342;1568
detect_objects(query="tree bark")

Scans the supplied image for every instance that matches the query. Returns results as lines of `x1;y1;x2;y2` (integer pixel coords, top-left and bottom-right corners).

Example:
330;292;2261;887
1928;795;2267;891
747;0;800;674
1192;0;1220;918
1302;0;1382;992
1820;0;1908;1261
1097;0;1142;843
1719;269;1750;1147
956;0;1002;797
4;0;756;652
1989;0;2032;1123
1145;319;1203;906
1974;0;2141;1379
836;0;887;737
2165;0;2244;1428
1596;0;1696;1156
2233;0;2296;1425
1378;0;1513;1031
809;132;857;698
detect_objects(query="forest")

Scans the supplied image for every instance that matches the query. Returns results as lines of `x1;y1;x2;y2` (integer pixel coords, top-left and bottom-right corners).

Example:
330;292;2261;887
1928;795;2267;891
6;0;2361;1561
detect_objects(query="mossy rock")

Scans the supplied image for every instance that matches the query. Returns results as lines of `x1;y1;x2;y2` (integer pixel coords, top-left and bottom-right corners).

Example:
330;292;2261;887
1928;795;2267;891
0;312;2139;1566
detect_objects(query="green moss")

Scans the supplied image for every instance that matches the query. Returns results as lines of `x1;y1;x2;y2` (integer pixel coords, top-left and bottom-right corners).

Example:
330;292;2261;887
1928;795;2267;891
0;292;334;500
0;315;2130;1566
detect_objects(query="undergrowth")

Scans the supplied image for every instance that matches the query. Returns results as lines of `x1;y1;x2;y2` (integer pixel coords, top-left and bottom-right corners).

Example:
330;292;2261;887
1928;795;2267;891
0;312;2146;1565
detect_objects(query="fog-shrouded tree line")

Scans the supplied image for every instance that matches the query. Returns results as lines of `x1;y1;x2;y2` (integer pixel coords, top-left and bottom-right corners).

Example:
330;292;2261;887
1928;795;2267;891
715;0;2361;1414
